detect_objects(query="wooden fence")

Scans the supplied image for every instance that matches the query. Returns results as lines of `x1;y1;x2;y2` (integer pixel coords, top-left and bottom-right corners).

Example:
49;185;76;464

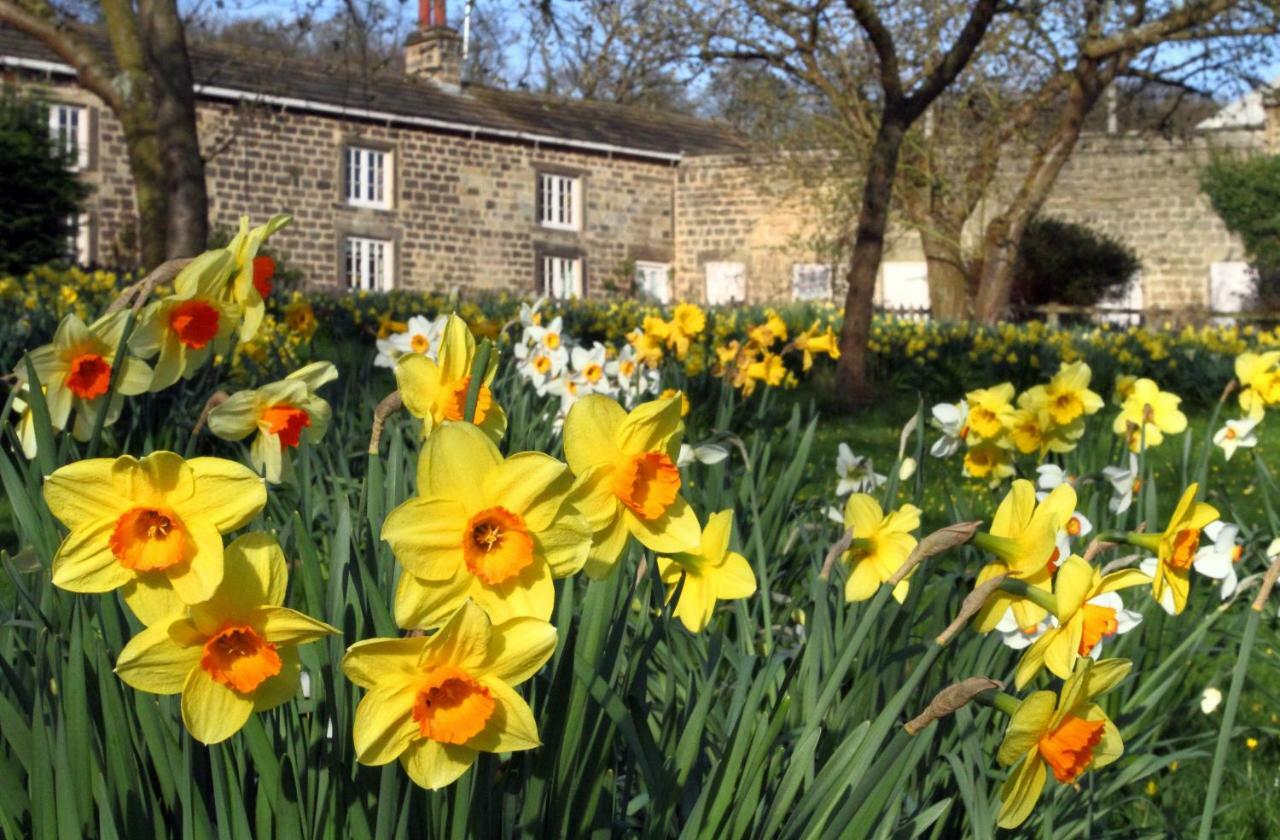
872;302;1280;327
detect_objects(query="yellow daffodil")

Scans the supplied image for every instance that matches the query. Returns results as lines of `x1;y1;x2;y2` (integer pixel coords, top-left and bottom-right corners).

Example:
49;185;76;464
396;313;506;443
744;352;786;395
133;251;241;391
671;302;706;338
974;481;1076;632
1112;374;1137;405
1134;484;1219;614
748;310;788;347
1236;351;1280;413
563;394;700;577
996;658;1130;829
964;383;1016;441
1036;361;1104;426
114;533;336;743
342;601;554;790
660;387;691;417
200;214;291;342
18;311;153;440
1112;378;1187;452
840;494;921;603
10;383;43;459
384;423;591;629
963;440;1014;482
793;321;841;371
1013;556;1149;688
656;509;756;632
207;362;338;484
43;452;266;624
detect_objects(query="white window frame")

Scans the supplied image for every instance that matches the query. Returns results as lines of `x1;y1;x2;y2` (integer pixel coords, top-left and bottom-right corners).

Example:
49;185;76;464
791;263;833;301
634;261;671;304
542;255;583;299
66;213;91;264
344;236;394;291
345;146;393;209
538;173;582;231
48;103;88;171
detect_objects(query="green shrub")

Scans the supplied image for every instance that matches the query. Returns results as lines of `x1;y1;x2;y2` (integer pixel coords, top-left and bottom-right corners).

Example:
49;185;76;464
1201;154;1280;306
0;90;91;274
1011;216;1142;308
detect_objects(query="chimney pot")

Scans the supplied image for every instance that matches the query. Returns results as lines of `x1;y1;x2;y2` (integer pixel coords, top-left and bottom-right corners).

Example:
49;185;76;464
407;0;462;89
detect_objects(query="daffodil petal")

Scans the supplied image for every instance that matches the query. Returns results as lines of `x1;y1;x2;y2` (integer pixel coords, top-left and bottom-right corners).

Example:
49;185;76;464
115;618;203;694
468;679;540;752
342;636;429;689
353;683;419;765
255;605;337;645
399;739;476;790
181;668;254;745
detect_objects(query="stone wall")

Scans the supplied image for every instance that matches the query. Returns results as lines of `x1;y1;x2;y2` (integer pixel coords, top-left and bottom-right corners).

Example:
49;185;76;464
674;132;1266;311
15;68;1271;313
21;74;678;297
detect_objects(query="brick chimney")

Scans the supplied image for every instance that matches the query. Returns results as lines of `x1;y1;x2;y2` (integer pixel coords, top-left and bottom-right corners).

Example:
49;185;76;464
406;0;463;90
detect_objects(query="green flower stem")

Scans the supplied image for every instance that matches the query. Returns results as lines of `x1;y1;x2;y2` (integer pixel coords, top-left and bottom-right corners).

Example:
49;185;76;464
463;339;493;424
971;688;1021;717
971;530;1019;559
1197;602;1261;840
998;578;1059;615
86;308;139;459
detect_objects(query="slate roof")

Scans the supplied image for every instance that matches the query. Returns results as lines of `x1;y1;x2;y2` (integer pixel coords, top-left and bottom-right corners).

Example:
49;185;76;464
0;24;745;159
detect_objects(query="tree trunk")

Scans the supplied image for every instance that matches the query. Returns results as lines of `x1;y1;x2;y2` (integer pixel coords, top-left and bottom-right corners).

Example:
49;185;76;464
836;117;906;404
920;224;970;320
973;68;1106;325
140;0;209;257
101;0;169;268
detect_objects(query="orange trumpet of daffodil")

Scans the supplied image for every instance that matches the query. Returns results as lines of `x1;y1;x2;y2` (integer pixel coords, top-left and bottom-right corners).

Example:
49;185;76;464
43;452;266;624
114;533;337;743
996;658;1130;829
383;423;591;629
563;394;700;577
396;313;507;442
341;601;555;790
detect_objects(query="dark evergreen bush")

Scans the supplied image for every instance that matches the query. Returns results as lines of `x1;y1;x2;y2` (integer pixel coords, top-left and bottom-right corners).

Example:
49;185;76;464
1011;216;1142;308
0;90;91;275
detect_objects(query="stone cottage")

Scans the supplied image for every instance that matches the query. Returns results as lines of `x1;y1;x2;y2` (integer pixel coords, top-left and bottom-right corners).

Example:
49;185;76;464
0;6;1270;313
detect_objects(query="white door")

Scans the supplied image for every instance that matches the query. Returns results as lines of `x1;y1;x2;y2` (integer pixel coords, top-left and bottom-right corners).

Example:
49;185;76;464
634;262;671;303
705;262;746;305
880;262;930;318
792;264;833;301
1210;261;1256;316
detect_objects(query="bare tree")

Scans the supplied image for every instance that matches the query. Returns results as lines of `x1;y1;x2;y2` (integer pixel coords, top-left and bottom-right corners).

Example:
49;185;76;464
0;0;207;266
963;0;1280;323
693;0;1004;401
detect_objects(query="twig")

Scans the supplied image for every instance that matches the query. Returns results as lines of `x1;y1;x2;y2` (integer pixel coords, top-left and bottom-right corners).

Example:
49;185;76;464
368;390;403;455
905;677;1003;735
103;258;192;315
191;391;229;437
937;574;1007;646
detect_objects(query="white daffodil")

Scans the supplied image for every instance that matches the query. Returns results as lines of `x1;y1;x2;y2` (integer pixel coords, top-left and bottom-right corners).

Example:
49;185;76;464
518;298;546;329
995;610;1051;651
390;314;449;360
835;443;886;495
525;316;566;355
546;370;587;415
514;340;568;393
1213;409;1263;461
1102;455;1141;514
1192;521;1243;599
571;342;615;396
374;336;402;369
1078;590;1143;660
1035;464;1071;495
678;442;730;467
928;399;969;458
1201;687;1223;714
